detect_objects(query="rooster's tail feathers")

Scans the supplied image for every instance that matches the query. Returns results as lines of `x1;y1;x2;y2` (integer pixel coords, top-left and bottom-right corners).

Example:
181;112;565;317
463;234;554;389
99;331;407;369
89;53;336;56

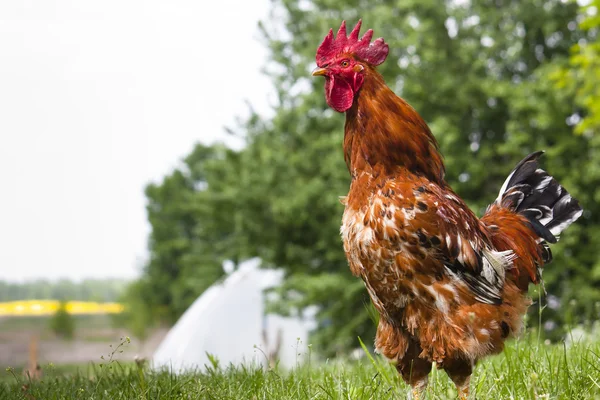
495;151;583;258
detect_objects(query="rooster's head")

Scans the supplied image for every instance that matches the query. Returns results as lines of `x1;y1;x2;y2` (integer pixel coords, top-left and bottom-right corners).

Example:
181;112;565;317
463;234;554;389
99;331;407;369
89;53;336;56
313;20;389;112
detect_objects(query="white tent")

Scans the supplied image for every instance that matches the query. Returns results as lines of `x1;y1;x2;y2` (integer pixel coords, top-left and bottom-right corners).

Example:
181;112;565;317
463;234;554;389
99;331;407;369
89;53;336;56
152;259;316;372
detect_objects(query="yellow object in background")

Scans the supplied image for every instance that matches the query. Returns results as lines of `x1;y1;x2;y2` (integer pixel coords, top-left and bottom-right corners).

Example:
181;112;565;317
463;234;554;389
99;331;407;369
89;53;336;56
0;300;124;316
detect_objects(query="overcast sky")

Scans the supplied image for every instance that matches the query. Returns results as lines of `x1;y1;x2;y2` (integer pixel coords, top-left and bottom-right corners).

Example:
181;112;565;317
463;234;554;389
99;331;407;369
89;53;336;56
0;1;273;282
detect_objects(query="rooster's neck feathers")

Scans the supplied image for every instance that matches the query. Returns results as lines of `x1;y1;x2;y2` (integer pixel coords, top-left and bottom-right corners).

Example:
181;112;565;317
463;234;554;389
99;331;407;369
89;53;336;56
343;69;445;184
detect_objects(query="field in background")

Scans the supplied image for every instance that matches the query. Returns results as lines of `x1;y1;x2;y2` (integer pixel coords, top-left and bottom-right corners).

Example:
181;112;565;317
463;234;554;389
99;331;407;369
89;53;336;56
1;337;599;399
0;314;165;370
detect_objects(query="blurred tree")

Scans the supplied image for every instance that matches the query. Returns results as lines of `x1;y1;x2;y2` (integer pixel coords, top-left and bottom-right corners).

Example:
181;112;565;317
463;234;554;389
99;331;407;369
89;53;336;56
124;143;242;326
554;0;600;135
544;0;600;332
49;301;75;340
250;0;592;352
129;0;597;354
113;280;153;342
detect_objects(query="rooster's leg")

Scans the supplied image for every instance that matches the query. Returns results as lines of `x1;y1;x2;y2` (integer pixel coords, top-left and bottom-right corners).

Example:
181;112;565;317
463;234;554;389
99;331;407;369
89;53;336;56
442;359;473;400
457;381;470;400
396;343;432;400
409;377;428;400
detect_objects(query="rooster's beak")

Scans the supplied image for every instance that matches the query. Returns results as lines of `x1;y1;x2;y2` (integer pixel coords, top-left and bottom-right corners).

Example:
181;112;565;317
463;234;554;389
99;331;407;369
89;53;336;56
312;67;327;77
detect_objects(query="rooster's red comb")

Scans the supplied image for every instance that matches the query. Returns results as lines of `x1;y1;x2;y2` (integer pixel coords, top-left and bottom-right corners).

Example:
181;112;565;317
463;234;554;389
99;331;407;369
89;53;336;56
316;20;389;67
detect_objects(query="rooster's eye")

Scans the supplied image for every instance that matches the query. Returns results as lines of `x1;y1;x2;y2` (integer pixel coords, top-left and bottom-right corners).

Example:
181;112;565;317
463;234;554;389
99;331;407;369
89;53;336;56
341;60;349;67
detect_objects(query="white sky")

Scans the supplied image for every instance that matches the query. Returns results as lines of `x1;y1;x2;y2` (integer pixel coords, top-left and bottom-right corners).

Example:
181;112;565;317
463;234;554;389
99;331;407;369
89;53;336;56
0;1;273;282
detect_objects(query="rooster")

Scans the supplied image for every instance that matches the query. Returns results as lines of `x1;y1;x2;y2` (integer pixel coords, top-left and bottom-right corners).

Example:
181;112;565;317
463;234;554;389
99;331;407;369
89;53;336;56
312;20;582;399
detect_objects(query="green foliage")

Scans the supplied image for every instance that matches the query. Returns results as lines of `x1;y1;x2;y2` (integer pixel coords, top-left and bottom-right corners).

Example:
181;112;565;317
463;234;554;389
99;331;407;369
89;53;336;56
49;301;75;340
123;143;241;326
2;339;600;399
112;281;153;342
553;0;600;135
254;0;596;352
542;0;600;333
128;0;600;355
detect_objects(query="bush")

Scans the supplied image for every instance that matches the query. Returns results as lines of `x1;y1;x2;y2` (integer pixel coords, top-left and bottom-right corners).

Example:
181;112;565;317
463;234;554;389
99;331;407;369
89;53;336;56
49;301;75;339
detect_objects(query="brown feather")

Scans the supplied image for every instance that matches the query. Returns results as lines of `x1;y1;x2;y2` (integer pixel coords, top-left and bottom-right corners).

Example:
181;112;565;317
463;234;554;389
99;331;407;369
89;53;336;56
312;38;581;397
339;66;546;373
343;67;445;185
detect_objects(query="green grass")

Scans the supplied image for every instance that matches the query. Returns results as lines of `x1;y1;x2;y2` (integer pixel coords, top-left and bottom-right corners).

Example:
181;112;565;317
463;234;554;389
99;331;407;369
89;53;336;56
1;337;599;399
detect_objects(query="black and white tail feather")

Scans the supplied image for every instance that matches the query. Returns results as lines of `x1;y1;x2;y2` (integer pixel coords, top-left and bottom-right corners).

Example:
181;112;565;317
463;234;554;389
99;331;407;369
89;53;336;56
446;151;581;306
495;151;583;264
